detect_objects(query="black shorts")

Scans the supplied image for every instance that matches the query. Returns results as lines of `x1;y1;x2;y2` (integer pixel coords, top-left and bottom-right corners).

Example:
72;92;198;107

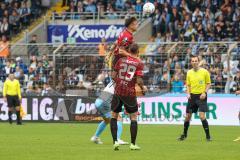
111;94;138;114
6;95;20;108
186;93;208;113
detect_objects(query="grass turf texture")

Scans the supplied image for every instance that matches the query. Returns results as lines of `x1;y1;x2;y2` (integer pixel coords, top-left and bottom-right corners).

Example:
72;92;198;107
0;123;239;160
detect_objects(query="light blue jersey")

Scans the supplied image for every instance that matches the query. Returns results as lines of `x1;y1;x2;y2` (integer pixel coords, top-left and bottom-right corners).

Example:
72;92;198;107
95;80;115;118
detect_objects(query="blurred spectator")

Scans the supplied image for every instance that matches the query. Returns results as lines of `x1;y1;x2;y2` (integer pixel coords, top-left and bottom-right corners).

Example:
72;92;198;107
0;1;47;41
0;17;10;37
26;85;39;96
28;34;39;56
16;57;28;74
0;35;9;57
42;54;49;68
152;9;161;37
106;7;118;19
145;37;158;55
9;10;20;35
85;0;96;13
152;69;161;85
56;75;65;92
98;38;107;56
31;0;42;19
29;55;38;70
171;75;184;93
115;0;125;11
65;72;79;86
214;75;225;93
76;1;84;19
19;1;31;27
4;60;11;76
14;66;21;79
41;82;54;96
161;70;170;87
225;75;237;93
234;71;240;89
155;32;164;45
135;0;143;13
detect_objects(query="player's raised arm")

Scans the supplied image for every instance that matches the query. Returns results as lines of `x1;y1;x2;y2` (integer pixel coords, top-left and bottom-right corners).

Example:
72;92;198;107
105;40;117;62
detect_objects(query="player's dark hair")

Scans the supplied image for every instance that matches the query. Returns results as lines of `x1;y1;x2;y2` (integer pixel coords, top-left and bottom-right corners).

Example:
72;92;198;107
190;55;199;61
125;17;137;28
129;43;139;55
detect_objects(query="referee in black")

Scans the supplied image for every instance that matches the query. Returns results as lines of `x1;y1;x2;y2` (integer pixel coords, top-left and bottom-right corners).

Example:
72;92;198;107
178;56;211;141
3;73;22;125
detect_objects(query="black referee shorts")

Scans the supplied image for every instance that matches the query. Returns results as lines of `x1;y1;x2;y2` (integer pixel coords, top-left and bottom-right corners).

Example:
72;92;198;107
186;93;208;113
6;95;20;108
111;94;138;114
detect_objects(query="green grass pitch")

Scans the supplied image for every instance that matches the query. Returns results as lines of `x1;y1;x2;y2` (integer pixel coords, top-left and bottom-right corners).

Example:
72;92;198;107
0;123;239;160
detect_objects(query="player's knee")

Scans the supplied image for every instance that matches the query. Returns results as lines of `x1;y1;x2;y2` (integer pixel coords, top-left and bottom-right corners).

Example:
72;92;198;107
185;113;192;121
111;112;118;119
130;112;137;121
199;113;206;120
103;117;110;124
95;98;104;109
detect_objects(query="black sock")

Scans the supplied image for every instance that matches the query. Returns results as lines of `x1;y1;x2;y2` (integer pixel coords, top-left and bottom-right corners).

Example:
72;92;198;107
130;120;138;145
110;118;118;143
183;121;190;136
8;111;12;122
201;119;210;138
16;111;21;123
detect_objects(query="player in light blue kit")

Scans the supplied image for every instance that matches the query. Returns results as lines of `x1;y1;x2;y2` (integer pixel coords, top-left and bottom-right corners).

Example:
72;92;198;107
90;80;128;145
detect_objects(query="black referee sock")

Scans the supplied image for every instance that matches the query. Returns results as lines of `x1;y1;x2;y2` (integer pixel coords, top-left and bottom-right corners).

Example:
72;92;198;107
16;111;21;124
130;120;138;145
8;111;12;123
110;118;118;143
183;121;190;137
201;119;210;138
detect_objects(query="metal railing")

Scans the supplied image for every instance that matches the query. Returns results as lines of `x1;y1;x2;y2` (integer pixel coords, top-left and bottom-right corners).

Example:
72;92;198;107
51;11;145;23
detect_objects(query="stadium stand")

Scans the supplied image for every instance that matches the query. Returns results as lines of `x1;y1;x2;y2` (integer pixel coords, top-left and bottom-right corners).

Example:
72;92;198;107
151;0;240;42
0;0;49;41
0;0;239;96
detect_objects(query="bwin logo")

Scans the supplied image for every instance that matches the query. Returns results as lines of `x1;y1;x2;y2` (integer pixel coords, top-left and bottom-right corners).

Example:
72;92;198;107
68;25;123;40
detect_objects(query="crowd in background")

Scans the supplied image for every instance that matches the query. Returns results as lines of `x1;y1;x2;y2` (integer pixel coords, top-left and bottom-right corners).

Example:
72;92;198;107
61;0;240;42
151;0;240;42
143;42;240;93
0;42;239;95
1;0;238;41
0;53;55;96
0;0;240;95
0;0;48;41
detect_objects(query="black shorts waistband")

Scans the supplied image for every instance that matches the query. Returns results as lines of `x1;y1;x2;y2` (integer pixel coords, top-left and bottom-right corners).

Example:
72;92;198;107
6;95;18;97
190;93;207;95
